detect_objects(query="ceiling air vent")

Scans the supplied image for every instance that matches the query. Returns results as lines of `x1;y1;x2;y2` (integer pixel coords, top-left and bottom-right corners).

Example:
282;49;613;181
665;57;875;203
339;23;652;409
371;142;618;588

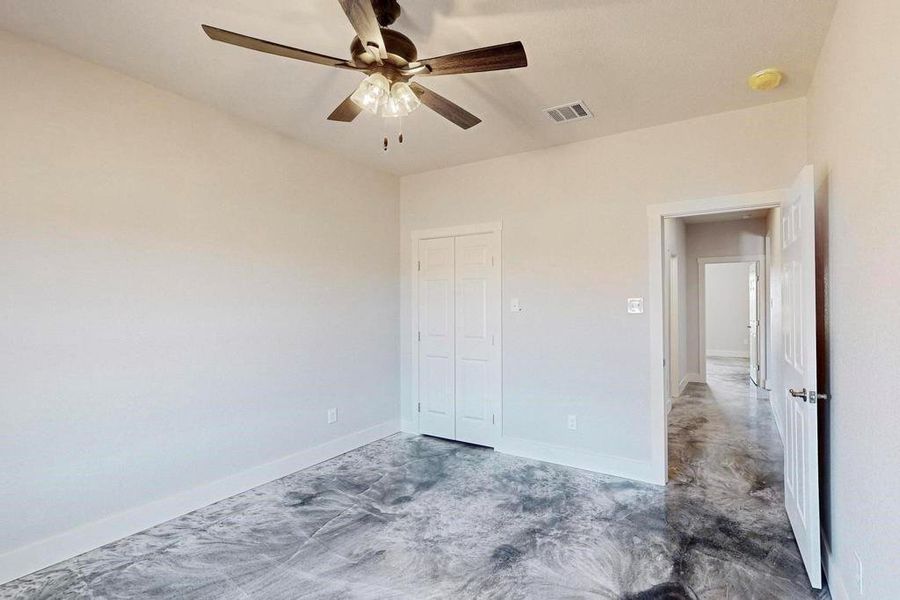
544;101;593;123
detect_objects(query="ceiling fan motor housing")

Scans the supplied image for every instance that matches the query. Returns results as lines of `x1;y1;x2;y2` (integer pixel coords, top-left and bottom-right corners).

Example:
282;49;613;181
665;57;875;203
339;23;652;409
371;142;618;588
350;28;418;76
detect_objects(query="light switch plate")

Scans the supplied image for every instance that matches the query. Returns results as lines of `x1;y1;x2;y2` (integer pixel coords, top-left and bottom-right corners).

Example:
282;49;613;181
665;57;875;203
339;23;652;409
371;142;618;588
627;298;644;314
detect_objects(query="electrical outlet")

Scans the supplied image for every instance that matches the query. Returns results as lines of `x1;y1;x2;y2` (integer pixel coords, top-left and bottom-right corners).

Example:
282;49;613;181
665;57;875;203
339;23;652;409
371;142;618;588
855;551;863;595
327;408;337;424
567;415;577;430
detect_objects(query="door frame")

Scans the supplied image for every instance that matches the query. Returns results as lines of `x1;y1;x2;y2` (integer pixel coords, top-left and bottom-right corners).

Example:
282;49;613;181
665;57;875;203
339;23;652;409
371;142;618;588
698;255;766;383
647;190;784;484
665;254;680;408
409;221;503;439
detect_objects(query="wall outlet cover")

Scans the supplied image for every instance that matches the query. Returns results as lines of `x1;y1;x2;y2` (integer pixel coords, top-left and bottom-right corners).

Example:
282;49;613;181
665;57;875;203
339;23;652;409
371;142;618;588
567;415;577;430
327;408;337;424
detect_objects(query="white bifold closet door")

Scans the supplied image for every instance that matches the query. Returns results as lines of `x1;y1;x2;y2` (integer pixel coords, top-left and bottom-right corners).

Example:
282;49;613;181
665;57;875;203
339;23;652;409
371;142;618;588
417;232;500;447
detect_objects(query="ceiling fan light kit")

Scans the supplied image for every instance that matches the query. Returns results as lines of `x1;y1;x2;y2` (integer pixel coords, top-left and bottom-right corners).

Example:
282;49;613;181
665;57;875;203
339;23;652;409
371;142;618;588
202;0;527;151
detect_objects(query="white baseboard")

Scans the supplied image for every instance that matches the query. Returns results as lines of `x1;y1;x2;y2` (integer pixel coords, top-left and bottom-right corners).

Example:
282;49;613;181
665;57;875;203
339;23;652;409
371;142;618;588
400;417;418;434
822;532;850;600
678;373;699;394
496;436;659;485
0;419;399;585
706;350;750;358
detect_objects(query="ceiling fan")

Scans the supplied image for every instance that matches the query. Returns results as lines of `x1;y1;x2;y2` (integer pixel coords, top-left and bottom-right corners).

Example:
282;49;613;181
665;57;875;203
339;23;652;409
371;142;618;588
202;0;527;150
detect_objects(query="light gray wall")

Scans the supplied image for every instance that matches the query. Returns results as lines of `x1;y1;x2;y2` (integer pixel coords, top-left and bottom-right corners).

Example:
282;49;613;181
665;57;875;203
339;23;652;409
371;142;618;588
0;31;400;568
807;0;900;596
400;100;807;476
684;219;766;377
704;263;751;357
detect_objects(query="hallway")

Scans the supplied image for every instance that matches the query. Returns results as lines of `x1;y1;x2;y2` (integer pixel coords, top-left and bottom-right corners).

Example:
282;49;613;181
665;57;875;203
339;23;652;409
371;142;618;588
667;357;828;598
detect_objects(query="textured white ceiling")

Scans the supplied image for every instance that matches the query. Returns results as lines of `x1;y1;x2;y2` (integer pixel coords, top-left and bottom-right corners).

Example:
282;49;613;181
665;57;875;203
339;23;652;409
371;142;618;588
0;0;835;175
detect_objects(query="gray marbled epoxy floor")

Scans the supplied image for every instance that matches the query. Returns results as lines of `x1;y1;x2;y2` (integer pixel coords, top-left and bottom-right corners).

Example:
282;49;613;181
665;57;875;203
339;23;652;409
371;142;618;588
2;358;828;599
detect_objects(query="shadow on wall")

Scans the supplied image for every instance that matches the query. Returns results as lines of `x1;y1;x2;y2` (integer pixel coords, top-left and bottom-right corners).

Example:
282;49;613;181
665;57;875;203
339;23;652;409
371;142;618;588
815;168;832;554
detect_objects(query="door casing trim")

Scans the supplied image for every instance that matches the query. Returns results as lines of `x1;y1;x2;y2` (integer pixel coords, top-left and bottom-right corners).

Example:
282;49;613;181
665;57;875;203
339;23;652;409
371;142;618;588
647;190;784;484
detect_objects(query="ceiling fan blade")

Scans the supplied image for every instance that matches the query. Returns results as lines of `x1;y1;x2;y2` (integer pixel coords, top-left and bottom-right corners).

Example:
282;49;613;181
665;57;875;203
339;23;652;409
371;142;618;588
409;83;481;130
337;0;388;60
415;41;527;76
327;94;363;122
202;25;357;70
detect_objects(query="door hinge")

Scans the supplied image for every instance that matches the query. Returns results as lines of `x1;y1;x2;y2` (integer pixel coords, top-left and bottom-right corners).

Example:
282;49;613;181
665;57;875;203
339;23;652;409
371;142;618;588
417;402;421;413
492;413;495;425
417;260;421;271
491;255;495;267
417;331;421;342
663;358;666;367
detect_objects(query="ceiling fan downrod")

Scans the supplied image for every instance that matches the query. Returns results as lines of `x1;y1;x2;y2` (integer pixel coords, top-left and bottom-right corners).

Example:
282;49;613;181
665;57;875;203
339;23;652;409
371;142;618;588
371;0;402;27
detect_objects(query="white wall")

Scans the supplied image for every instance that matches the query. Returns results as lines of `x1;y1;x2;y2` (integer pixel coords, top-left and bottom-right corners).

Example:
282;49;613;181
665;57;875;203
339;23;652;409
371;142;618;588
806;0;900;597
0;32;400;581
704;262;750;357
400;99;807;481
684;219;766;377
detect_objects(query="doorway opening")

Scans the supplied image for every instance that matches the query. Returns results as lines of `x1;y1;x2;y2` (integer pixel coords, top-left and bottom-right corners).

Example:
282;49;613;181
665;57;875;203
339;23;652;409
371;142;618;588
700;256;766;389
647;166;823;589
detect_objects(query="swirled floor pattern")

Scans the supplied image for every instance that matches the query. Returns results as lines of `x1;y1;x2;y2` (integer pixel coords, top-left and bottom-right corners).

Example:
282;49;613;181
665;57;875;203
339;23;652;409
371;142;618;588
1;358;828;599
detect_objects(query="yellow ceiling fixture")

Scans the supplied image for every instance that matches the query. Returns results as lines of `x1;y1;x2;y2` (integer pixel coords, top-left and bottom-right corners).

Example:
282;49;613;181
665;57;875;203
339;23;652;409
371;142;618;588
748;68;784;92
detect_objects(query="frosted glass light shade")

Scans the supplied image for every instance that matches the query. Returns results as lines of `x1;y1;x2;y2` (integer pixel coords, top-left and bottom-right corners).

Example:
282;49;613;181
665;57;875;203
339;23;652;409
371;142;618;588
380;94;409;118
391;82;421;113
350;73;391;114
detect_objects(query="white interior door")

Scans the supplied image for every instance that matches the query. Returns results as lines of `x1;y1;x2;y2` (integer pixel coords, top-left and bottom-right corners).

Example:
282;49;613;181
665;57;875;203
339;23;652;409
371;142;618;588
454;233;501;446
780;165;821;588
417;237;455;439
748;262;760;385
417;231;501;447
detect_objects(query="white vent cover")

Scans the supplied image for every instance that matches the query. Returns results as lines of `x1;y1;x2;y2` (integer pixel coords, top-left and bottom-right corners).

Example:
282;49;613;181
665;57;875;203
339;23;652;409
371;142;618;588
544;101;593;123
